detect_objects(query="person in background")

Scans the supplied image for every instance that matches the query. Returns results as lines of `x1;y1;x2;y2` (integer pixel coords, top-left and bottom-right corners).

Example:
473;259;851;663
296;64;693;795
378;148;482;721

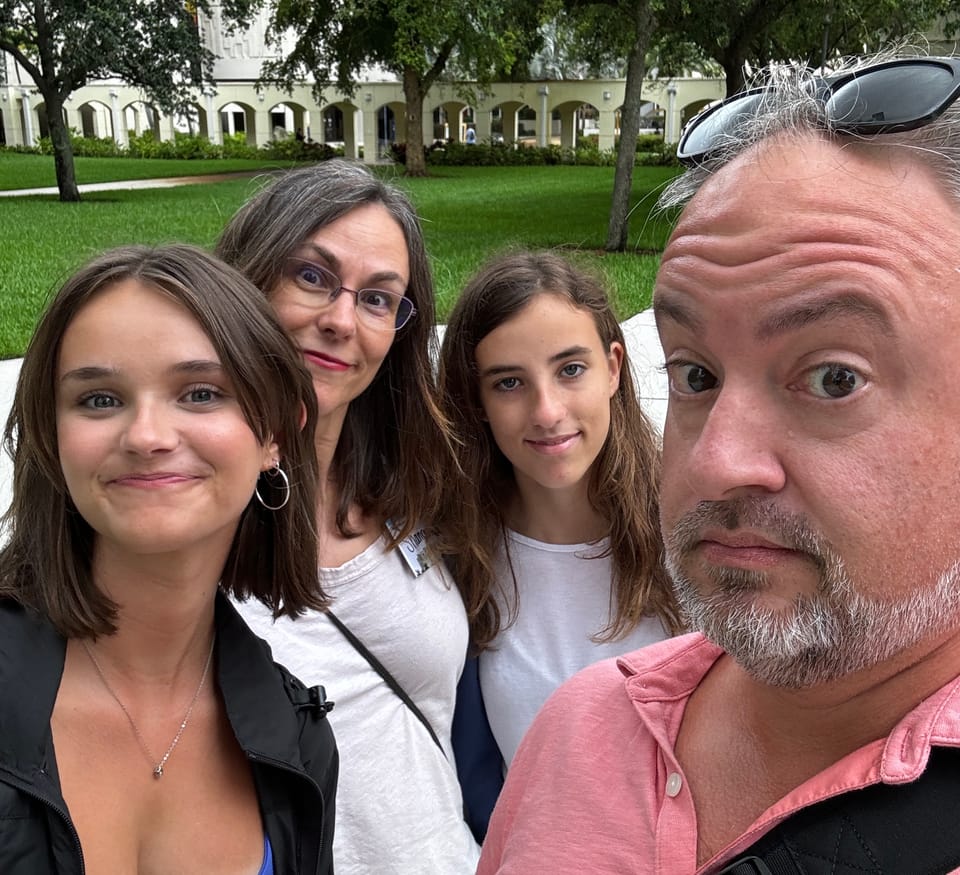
479;53;960;874
216;160;479;874
0;244;337;874
438;251;681;827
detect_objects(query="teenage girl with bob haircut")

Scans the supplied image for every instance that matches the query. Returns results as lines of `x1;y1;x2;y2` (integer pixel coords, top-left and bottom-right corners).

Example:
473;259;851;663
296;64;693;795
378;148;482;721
217;160;479;873
439;251;683;789
0;244;337;874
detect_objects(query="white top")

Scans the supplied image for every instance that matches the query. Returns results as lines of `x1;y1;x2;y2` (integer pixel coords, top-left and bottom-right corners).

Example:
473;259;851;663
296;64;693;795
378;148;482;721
237;536;479;875
479;530;669;767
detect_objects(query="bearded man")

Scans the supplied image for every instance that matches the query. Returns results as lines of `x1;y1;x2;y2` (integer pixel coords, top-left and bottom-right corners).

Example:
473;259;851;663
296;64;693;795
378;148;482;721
478;54;960;874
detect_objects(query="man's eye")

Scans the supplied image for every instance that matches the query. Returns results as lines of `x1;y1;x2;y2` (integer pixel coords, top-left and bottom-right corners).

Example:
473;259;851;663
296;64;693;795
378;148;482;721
807;364;864;398
667;362;718;394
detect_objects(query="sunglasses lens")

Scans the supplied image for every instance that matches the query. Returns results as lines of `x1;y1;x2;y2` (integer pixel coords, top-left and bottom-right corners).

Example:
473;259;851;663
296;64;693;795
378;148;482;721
826;63;958;130
678;92;766;163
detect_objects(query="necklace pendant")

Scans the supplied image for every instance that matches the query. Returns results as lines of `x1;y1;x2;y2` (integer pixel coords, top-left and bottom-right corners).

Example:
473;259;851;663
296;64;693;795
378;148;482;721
153;764;163;779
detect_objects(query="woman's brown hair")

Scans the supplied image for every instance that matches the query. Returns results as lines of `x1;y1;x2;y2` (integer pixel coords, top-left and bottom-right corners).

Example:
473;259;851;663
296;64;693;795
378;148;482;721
216;159;453;542
0;244;326;638
437;251;682;649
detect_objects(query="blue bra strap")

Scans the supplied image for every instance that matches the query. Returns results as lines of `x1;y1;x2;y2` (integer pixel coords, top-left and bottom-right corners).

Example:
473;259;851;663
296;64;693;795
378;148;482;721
257;835;274;875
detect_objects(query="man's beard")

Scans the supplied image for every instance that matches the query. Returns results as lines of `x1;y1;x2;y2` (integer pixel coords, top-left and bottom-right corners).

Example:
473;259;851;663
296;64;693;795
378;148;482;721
664;497;960;688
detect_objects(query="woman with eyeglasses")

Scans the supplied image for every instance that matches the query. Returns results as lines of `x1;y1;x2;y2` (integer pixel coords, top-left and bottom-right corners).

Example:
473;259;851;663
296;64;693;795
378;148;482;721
0;244;336;874
216;160;479;875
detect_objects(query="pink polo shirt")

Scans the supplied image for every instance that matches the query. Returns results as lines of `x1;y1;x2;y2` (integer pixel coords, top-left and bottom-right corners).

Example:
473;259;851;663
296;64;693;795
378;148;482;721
478;632;960;874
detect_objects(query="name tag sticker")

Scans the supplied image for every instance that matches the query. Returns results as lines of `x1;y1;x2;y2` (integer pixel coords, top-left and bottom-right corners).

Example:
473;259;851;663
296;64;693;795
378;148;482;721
386;521;433;577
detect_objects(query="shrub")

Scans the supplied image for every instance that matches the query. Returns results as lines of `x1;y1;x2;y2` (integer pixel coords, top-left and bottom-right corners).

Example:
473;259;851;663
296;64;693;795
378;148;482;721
261;136;337;162
222;133;259;159
69;133;123;158
425;139;605;168
127;130;163;158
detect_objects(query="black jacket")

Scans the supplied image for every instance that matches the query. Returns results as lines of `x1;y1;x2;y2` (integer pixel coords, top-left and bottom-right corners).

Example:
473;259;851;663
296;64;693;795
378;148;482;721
0;594;338;874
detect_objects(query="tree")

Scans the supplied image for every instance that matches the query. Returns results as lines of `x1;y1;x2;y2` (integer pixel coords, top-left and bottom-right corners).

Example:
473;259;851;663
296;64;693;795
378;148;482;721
0;1;256;202
261;0;545;176
668;0;960;96
550;0;658;251
604;1;656;251
574;0;960;250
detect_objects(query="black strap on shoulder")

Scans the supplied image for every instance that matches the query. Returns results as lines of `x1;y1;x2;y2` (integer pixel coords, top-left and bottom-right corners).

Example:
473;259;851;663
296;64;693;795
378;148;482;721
326;609;447;758
718;745;960;874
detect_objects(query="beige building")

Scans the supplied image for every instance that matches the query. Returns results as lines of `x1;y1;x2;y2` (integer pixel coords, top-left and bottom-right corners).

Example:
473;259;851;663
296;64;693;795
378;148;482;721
0;6;725;160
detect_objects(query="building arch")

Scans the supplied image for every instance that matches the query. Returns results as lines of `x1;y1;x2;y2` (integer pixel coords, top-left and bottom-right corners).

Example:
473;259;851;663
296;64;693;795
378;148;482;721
219;100;258;145
76;100;113;140
374;102;401;156
122;100;162;140
267;100;309;140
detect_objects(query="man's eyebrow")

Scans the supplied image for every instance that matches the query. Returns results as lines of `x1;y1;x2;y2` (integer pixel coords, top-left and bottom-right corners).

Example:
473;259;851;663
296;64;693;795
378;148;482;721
653;293;705;334
756;293;894;340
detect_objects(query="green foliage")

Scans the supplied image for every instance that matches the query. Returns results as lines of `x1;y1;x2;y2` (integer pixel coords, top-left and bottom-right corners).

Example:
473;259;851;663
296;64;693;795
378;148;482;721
222;133;260;160
412;137;673;168
634;133;679;166
0;1;259;113
659;0;960;94
260;0;550;173
4;131;340;164
260;136;339;162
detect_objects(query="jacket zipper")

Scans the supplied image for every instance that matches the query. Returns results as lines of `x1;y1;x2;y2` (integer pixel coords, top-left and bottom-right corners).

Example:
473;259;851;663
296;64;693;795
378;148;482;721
246;752;326;875
4;772;85;874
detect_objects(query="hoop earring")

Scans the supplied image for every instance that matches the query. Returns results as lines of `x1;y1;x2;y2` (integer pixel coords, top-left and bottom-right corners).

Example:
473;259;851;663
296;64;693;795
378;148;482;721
255;461;291;511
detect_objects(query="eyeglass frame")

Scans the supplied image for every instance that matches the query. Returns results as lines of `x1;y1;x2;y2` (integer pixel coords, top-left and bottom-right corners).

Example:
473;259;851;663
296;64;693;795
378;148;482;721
676;57;960;167
282;256;418;331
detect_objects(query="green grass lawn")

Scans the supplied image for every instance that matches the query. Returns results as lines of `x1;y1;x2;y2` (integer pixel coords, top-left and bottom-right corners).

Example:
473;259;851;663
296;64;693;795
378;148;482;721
0;161;682;358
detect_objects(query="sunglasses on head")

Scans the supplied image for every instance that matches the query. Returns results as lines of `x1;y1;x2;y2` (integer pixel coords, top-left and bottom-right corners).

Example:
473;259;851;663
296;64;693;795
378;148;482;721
676;57;960;166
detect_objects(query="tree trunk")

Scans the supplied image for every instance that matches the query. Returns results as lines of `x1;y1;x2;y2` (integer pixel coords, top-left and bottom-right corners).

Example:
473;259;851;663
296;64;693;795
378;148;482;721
45;92;81;202
402;66;427;177
720;51;748;97
605;2;653;252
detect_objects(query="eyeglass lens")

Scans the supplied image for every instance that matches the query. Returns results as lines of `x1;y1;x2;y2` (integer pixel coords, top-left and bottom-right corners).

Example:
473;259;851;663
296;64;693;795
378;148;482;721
287;259;414;329
678;60;960;164
826;64;957;128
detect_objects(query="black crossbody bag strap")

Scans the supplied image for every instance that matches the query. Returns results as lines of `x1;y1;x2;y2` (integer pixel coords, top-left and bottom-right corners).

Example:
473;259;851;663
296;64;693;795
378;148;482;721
718;745;960;875
326;609;447;758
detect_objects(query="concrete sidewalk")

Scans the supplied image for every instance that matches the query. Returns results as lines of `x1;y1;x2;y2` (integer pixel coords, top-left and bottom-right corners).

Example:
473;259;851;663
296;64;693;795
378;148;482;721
0;169;270;198
0;310;668;517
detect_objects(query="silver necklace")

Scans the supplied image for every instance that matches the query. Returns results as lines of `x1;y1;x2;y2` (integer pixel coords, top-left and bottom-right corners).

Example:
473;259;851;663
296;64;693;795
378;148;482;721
81;637;216;779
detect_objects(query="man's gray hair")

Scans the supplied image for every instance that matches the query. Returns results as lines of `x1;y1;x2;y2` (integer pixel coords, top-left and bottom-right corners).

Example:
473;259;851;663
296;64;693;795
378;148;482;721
658;52;960;211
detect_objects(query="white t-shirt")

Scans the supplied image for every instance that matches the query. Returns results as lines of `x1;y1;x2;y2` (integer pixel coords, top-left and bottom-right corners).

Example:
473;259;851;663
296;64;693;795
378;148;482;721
237;535;479;875
479;530;668;767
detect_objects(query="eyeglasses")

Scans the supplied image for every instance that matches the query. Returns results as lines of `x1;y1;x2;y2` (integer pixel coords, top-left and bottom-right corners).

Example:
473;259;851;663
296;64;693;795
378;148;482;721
677;57;960;166
283;257;417;331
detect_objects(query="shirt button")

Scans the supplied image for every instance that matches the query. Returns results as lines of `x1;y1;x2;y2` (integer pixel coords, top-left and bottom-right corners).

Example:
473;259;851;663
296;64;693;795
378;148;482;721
666;772;683;797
